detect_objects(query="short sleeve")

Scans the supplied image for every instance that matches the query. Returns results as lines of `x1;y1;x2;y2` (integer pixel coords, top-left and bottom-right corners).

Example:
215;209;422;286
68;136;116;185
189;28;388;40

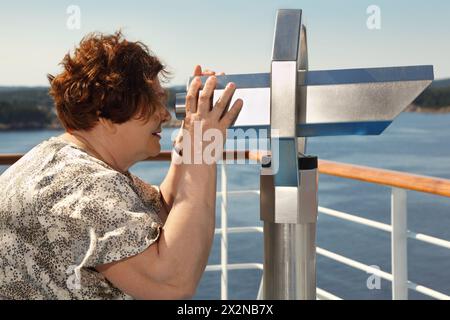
45;170;164;269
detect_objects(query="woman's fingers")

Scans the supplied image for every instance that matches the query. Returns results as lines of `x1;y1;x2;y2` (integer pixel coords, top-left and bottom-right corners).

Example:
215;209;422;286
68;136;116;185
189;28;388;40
221;99;244;128
197;76;216;115
186;76;202;114
202;69;216;76
211;82;236;119
193;65;202;77
193;65;215;76
189;66;229;118
193;65;225;78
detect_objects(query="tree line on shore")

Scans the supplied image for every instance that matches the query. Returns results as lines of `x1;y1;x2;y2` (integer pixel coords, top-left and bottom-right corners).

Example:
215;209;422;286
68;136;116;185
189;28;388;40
0;81;449;130
414;84;450;109
0;85;184;130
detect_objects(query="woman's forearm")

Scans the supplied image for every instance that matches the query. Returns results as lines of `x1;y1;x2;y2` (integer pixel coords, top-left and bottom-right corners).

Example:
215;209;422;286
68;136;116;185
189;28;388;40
159;159;183;210
157;163;217;290
159;129;185;211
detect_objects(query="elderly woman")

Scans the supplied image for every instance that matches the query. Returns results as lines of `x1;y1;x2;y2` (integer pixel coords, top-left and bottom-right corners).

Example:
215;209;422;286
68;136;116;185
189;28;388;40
0;32;243;299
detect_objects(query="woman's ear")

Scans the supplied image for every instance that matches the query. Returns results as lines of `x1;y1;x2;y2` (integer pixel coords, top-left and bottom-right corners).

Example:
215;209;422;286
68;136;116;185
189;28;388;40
98;117;118;134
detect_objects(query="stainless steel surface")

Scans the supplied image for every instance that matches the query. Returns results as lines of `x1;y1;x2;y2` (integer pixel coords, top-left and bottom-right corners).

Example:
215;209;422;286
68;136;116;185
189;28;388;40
271;62;298;138
174;65;432;93
298;168;318;224
175;92;187;120
214;88;270;128
273;186;299;223
174;66;433;137
295;222;317;299
263;221;317;300
272;10;302;62
260;166;274;222
263;222;298;299
262;8;318;300
269;167;318;224
303;65;434;85
305;80;432;123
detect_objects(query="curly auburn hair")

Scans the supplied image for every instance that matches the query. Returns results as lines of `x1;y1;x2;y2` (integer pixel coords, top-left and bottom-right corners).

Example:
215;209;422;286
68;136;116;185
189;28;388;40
48;31;169;131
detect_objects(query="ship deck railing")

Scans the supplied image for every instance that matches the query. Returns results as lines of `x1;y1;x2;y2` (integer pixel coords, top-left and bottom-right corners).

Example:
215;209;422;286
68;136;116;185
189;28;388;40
2;151;450;300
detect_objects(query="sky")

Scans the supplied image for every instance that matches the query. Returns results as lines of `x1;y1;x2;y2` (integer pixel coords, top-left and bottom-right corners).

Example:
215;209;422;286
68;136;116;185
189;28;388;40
0;0;449;86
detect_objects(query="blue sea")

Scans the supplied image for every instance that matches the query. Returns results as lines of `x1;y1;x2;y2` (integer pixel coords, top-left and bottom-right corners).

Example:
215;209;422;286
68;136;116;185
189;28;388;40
1;112;449;300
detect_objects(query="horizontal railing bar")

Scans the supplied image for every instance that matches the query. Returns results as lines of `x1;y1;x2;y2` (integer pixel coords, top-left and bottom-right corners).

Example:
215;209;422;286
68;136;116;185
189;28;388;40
407;282;450;300
316;288;343;300
319;206;450;250
215;226;263;235
319;160;450;198
210;222;450;298
205;263;264;272
205;256;450;300
408;231;450;250
216;202;450;250
0;154;22;165
317;247;450;300
216;199;449;250
319;206;392;232
317;247;393;281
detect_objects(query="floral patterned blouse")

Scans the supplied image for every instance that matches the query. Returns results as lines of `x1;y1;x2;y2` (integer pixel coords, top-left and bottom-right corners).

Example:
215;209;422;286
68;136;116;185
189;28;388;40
0;136;163;299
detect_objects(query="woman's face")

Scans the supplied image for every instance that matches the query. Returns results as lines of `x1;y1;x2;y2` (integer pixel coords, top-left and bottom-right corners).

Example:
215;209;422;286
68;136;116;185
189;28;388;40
114;79;171;161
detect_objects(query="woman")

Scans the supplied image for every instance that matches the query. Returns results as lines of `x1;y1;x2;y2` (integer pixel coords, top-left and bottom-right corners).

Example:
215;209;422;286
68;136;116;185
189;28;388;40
0;32;243;299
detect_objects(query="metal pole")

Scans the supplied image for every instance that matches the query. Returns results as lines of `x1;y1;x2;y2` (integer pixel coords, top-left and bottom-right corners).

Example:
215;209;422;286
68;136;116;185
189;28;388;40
296;223;317;299
295;139;317;299
391;187;408;300
262;10;318;300
263;222;316;299
256;276;264;300
263;223;299;299
262;137;317;300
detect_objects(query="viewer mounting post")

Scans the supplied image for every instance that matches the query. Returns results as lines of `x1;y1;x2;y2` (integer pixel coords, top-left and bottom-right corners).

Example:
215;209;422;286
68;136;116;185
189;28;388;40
174;9;434;300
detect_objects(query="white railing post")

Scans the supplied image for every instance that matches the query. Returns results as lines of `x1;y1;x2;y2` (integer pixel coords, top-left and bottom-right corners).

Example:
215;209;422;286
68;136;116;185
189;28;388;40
257;276;264;300
220;163;228;300
391;187;408;300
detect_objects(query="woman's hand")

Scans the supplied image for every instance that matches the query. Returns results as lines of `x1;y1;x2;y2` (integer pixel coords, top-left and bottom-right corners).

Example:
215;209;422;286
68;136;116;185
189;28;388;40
174;65;225;146
176;65;243;164
193;65;225;77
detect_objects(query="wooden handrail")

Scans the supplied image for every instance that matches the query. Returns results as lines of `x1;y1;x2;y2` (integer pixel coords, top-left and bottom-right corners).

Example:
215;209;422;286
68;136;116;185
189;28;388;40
318;160;450;198
0;151;265;165
1;152;450;198
0;154;23;166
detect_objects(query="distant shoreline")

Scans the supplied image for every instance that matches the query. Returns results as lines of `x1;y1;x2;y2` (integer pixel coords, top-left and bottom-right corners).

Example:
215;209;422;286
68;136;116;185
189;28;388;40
2;82;449;131
405;104;450;114
0;106;448;131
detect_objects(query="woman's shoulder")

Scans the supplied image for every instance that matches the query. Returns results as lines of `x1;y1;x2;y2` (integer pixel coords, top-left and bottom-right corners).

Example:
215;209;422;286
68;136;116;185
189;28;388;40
0;135;162;217
44;136;136;193
0;135;134;201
